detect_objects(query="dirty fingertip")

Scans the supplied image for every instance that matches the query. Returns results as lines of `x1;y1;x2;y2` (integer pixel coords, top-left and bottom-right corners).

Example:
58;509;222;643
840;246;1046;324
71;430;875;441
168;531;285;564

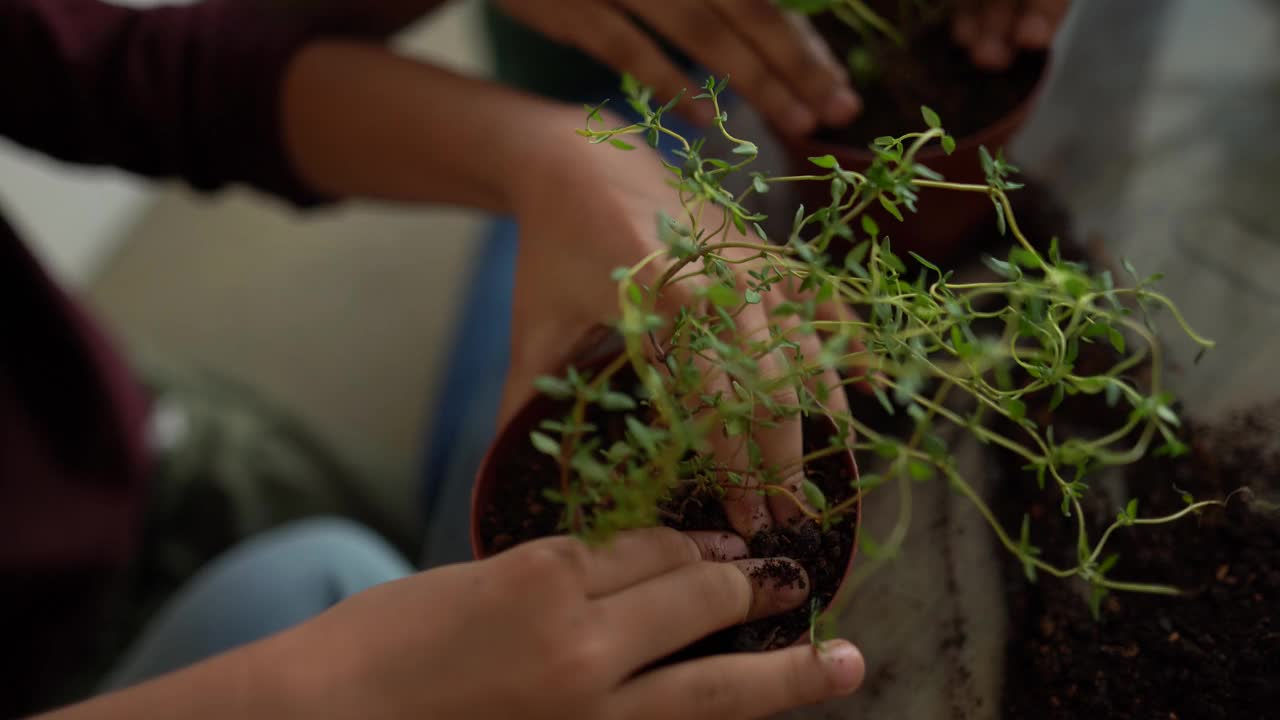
735;558;811;618
818;640;866;694
723;490;774;539
686;530;750;562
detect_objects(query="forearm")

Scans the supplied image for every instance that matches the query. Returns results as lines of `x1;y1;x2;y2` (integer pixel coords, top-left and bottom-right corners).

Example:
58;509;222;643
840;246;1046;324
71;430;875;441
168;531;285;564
281;39;581;213
32;639;300;720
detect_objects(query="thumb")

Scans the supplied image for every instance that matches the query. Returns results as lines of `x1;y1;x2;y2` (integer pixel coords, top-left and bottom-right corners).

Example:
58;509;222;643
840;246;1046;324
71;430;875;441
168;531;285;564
615;638;866;719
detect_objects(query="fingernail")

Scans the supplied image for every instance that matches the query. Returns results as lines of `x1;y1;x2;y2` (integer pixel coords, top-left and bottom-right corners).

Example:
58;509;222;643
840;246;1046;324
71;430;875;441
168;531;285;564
1016;14;1053;47
783;106;817;137
822;88;862;127
818;640;865;693
975;39;1013;69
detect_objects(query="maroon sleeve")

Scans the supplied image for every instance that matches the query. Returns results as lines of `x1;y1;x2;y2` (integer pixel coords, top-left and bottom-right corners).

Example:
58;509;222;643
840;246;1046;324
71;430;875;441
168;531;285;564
0;0;334;206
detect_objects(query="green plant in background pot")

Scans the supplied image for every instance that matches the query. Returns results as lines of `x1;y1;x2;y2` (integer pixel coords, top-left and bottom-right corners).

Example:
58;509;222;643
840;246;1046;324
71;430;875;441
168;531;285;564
777;0;1052;265
470;75;1234;656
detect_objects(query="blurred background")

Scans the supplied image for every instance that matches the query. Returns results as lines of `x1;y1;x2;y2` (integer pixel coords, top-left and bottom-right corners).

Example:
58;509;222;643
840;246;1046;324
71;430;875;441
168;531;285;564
3;1;491;537
5;0;1278;546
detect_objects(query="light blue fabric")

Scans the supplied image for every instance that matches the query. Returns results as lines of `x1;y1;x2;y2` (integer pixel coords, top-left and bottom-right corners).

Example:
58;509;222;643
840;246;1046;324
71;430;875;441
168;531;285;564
102;518;412;691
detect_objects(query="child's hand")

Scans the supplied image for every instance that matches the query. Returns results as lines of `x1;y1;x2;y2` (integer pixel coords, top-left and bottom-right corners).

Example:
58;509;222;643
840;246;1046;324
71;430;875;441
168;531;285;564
494;0;861;137
953;0;1072;70
284;528;865;719
502;126;862;539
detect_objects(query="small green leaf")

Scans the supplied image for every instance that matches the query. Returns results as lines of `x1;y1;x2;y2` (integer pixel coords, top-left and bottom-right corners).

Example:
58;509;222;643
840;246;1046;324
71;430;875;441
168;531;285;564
860;215;879;237
1109;328;1126;354
608;138;636;151
1122;258;1140;281
733;141;759;156
878;194;905;221
801;479;828;511
873;385;895;415
873;440;899;460
921;105;941;129
941;135;957;155
1125;498;1139;519
922;433;948;460
981;255;1019;280
907;459;935;481
1018;514;1040;582
907;251;941;277
605;441;633;463
830;177;847;204
979;146;996;177
530;431;561;457
844;240;871;276
1098;553;1120;575
1156;404;1181;427
706;284;740;307
1088;585;1109;620
1004;397;1027;421
1050;384;1066;411
599;392;637;411
808;154;840;169
752;175;770;194
533;376;574;399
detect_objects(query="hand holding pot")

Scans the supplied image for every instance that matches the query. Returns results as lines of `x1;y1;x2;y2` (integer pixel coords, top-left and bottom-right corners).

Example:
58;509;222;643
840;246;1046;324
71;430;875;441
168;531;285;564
503;131;859;539
493;0;860;136
273;528;865;719
954;0;1072;69
43;529;863;719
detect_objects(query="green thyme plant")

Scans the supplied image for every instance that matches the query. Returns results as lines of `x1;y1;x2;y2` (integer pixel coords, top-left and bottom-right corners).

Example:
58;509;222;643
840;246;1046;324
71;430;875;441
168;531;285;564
526;74;1232;630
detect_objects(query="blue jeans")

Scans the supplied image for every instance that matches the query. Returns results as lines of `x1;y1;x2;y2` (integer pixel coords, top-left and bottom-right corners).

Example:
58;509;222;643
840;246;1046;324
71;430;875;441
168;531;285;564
102;518;412;691
418;97;712;568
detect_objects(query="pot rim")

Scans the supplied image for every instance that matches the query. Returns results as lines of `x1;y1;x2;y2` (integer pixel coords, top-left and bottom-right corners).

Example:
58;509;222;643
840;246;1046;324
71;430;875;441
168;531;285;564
783;49;1053;164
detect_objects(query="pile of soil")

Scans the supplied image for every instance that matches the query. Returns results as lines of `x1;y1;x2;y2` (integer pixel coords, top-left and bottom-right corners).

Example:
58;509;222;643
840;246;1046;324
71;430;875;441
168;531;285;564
477;385;858;655
997;406;1280;719
813;3;1046;145
830;173;1277;716
944;175;1280;717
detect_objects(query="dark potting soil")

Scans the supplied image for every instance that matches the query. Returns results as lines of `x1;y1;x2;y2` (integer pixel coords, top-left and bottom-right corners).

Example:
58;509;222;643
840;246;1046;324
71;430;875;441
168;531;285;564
996;405;1280;719
477;401;857;655
812;9;1046;147
965;178;1280;717
831;172;1276;715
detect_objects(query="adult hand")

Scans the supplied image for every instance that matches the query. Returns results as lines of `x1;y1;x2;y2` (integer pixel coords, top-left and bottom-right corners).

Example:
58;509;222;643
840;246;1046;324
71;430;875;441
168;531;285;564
502;123;858;538
493;0;861;137
273;528;865;719
953;0;1072;70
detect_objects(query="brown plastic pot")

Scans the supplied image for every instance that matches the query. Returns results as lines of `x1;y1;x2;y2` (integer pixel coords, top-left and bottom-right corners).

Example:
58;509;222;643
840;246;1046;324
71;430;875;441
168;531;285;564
469;335;862;645
784;53;1051;267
